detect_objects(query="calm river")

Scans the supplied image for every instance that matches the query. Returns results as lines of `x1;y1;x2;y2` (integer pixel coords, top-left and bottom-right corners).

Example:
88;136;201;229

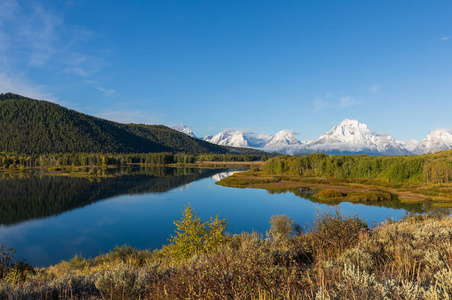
0;167;443;267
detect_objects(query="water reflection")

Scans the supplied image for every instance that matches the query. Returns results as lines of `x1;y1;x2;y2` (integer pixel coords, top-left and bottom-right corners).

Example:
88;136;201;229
0;167;227;225
0;168;449;267
265;187;450;216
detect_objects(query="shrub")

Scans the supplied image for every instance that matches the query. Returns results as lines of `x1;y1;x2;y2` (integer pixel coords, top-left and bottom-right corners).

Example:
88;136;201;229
269;214;294;243
95;263;149;300
347;190;392;201
307;209;367;257
0;244;35;284
97;245;150;267
316;189;344;199
164;205;229;261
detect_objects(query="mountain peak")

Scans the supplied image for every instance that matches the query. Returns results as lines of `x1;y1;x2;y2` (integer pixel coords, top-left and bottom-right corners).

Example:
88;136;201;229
173;123;197;138
413;128;452;154
340;118;359;126
266;130;302;147
304;119;408;155
336;119;369;133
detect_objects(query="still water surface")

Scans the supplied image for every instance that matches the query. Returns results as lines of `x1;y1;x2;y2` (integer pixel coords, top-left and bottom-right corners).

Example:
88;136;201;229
0;167;442;267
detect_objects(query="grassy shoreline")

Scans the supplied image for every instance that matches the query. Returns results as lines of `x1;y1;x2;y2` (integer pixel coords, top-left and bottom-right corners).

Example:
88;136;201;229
0;161;258;178
1;210;452;299
216;169;452;205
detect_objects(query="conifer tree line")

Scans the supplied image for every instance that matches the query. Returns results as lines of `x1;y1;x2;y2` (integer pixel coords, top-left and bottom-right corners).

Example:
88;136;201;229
0;93;228;154
264;151;452;184
0;152;265;169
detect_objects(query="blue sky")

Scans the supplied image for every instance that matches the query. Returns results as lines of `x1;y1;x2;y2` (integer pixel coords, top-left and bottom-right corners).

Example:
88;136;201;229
0;0;451;141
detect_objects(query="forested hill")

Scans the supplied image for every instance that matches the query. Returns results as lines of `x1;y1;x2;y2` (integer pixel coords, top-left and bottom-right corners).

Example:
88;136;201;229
0;93;228;155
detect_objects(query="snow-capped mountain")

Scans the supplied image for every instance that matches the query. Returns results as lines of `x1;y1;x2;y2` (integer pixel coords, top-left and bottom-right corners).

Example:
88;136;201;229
202;120;452;156
203;130;272;148
396;139;419;152
265;130;302;148
203;129;306;153
412;129;452;154
263;130;305;154
301;119;409;155
173;124;196;138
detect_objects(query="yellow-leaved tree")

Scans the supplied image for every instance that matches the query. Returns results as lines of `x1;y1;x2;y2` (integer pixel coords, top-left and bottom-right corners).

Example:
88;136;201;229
165;205;228;262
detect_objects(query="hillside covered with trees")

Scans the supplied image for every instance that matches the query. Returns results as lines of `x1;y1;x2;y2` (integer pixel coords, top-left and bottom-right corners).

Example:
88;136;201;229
0;93;229;155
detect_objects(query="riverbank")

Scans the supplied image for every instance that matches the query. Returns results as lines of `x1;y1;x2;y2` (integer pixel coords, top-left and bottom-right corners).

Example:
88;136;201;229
216;169;452;205
0;161;259;179
1;211;451;299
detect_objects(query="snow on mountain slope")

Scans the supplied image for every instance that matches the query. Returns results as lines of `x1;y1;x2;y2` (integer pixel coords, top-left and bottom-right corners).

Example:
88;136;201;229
262;130;304;154
412;129;452;154
301;119;409;155
396;139;419;152
201;120;452;156
173;124;196;138
203;130;272;148
265;130;302;148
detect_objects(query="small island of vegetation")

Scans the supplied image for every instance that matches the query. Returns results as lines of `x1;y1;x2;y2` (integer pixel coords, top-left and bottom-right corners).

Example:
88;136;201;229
217;151;452;206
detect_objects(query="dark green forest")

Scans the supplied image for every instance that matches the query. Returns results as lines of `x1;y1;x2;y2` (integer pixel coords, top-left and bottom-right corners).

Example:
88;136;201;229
0;93;228;155
263;151;452;183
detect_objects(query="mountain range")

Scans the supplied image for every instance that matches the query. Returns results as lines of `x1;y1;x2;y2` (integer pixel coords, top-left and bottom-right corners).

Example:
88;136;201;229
2;93;449;156
175;119;452;156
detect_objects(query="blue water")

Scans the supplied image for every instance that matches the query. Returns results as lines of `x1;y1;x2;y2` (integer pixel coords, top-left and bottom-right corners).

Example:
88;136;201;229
0;169;431;266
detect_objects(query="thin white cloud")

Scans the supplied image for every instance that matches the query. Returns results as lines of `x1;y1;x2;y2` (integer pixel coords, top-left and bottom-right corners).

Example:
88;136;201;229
67;67;90;77
0;1;107;83
0;0;18;20
369;85;381;93
16;4;62;67
0;72;52;100
313;99;328;111
97;110;164;124
440;36;451;41
0;1;117;107
339;97;358;108
98;87;117;96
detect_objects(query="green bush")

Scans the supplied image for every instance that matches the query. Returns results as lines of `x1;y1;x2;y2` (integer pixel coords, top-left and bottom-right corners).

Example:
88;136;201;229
316;189;344;199
348;191;392;201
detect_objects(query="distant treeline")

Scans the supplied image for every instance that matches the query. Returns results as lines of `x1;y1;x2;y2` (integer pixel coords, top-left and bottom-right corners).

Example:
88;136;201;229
264;151;452;184
0;152;266;169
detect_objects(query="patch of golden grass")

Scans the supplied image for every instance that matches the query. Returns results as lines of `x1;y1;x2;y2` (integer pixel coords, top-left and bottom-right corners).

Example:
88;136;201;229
217;170;452;204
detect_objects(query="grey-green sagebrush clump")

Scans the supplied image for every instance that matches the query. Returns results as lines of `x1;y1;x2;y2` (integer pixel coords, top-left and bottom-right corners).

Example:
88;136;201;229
95;262;150;300
164;204;229;261
268;214;295;243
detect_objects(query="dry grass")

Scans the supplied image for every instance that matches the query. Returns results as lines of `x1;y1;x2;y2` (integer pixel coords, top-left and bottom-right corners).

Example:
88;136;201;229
2;212;452;299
